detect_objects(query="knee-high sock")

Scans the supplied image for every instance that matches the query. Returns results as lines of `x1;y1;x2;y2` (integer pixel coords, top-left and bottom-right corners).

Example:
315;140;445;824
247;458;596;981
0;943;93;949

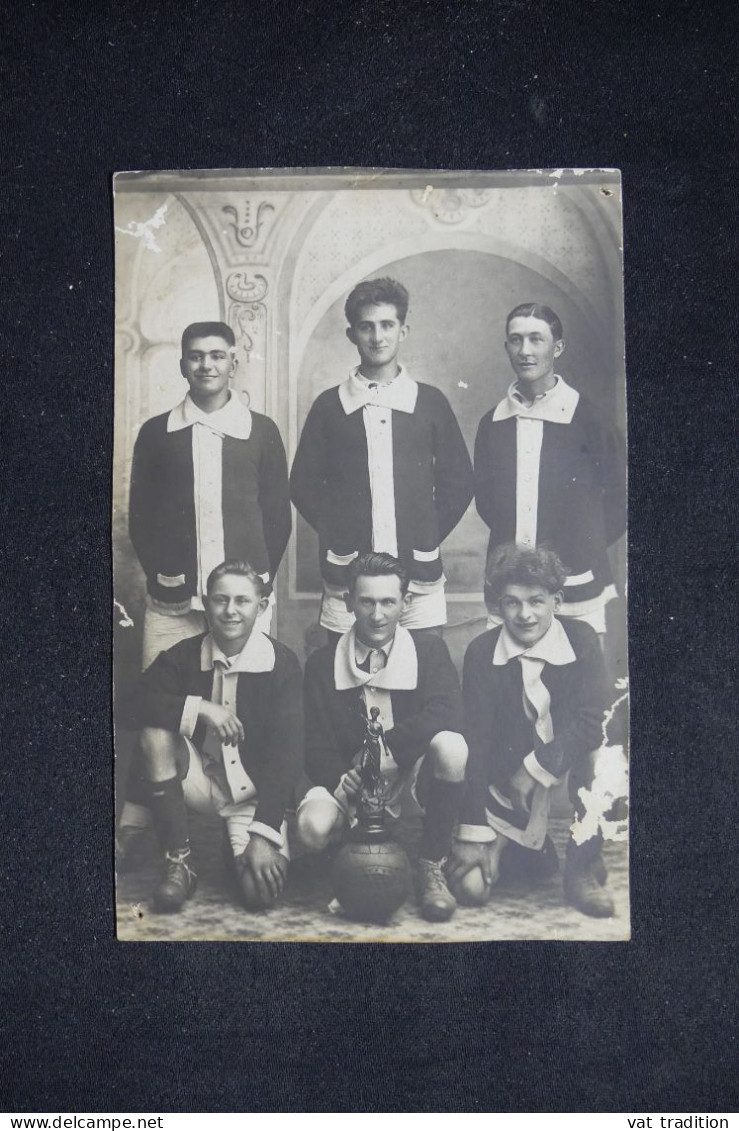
419;779;464;862
565;828;603;872
148;776;189;856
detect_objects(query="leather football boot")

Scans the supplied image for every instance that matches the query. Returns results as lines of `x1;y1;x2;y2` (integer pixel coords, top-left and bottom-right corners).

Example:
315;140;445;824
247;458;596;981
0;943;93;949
416;858;457;922
589;852;609;887
154;853;198;913
563;864;614;918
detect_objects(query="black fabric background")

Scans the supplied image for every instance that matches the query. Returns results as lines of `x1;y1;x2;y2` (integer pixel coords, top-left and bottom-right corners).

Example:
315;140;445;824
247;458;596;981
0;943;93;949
1;0;736;1113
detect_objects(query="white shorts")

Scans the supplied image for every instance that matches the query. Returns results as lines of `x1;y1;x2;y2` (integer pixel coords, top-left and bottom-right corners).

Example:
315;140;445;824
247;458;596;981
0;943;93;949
142;595;274;670
320;576;447;634
181;737;289;859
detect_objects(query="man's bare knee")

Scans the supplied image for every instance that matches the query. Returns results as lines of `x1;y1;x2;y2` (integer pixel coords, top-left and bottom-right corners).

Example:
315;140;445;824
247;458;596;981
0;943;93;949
428;731;468;781
140;727;180;782
297;803;343;853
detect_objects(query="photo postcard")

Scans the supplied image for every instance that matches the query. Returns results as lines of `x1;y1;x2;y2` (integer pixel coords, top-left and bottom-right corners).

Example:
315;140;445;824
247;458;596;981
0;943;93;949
113;167;629;942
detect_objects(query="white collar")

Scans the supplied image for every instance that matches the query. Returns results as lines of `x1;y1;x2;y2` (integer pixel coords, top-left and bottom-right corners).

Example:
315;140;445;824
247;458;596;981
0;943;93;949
167;390;253;439
334;625;418;690
492;375;579;424
337;365;418;415
492;617;576;667
200;630;275;673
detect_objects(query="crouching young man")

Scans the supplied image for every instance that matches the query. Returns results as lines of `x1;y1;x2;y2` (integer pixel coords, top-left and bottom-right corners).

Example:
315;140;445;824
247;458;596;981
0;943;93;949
447;544;616;918
297;552;469;922
132;560;303;913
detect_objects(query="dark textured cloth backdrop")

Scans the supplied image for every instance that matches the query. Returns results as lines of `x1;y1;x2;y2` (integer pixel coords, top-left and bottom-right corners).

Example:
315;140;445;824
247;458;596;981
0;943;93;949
1;0;736;1113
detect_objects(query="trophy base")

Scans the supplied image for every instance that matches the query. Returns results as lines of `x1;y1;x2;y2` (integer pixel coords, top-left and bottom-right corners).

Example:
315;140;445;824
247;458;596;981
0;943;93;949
348;820;389;844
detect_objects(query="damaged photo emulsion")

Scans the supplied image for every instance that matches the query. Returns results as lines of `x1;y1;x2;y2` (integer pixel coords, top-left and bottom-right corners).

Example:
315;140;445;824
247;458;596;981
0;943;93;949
113;168;629;942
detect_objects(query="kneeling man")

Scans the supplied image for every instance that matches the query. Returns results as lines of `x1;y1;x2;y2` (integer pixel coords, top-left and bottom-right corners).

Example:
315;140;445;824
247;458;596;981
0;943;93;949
448;544;616;918
298;552;468;922
132;560;303;913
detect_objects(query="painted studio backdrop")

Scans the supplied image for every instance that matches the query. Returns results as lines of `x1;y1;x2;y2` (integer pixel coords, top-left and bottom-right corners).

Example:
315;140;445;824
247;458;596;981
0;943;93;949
113;169;628;942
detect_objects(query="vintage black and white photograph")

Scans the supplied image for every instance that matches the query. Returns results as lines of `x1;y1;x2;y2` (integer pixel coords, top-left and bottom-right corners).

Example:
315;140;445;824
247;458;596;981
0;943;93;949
113;167;628;942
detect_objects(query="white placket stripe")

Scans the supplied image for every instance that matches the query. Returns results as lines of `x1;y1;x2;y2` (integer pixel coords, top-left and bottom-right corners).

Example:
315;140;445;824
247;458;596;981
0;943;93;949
514;418;544;547
192;424;226;601
219;666;256;801
364;394;398;558
192;426;204;599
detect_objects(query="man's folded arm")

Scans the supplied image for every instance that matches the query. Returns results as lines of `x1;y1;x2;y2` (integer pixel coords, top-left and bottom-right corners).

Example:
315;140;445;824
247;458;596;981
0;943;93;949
133;648;192;734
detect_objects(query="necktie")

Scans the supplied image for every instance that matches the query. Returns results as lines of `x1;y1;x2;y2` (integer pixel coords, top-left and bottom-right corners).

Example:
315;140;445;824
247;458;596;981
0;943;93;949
518;655;554;744
357;649;387;676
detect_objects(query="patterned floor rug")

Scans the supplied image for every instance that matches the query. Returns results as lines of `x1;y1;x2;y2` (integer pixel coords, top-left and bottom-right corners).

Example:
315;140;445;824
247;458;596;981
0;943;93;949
116;812;629;943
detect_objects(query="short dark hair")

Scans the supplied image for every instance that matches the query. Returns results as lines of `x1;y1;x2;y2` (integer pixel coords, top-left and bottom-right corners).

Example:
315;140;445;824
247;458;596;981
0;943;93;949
505;303;563;342
484;544;567;607
344;278;409;326
348;551;409;596
181;322;236;354
205;559;270;599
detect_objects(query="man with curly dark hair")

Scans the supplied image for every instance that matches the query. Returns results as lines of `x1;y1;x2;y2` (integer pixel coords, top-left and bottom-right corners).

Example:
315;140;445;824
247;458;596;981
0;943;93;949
448;544;617;918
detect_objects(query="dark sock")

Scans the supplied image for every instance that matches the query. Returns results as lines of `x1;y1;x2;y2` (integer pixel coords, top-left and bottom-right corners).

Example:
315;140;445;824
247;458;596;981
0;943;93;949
419;779;464;862
149;776;190;856
124;743;151;807
566;832;603;873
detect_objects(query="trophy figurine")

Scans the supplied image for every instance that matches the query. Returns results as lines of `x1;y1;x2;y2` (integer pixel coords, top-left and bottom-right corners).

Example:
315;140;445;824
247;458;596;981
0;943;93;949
355;706;391;836
331;706;412;924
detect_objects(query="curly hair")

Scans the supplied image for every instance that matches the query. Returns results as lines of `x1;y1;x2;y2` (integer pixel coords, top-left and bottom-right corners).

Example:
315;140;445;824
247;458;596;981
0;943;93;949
344;277;409;326
348;551;409;596
484;543;568;606
505;303;563;342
